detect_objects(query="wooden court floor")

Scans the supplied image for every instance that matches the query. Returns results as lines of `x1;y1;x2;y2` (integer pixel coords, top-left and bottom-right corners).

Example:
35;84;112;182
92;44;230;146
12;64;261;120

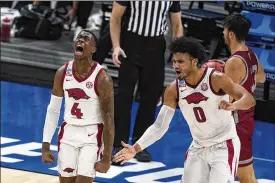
1;168;99;183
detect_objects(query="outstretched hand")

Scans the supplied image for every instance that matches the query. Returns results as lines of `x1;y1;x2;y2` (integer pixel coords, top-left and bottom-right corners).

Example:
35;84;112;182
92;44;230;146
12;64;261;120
113;141;137;165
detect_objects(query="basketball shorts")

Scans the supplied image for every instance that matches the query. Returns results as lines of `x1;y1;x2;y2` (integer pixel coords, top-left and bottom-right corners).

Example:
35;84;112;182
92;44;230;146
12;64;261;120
57;122;103;178
181;137;240;183
236;122;254;167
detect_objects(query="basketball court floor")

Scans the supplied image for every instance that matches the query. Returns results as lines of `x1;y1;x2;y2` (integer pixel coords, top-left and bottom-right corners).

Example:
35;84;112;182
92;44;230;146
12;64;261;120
1;167;60;183
1;81;275;183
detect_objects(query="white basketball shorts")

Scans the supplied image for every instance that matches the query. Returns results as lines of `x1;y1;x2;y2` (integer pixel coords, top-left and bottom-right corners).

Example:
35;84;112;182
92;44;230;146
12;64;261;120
57;122;103;178
181;137;240;183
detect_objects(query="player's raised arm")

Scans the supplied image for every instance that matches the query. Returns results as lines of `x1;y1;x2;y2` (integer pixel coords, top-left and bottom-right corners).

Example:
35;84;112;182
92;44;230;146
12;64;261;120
113;81;178;164
211;72;256;111
42;65;65;163
95;70;115;172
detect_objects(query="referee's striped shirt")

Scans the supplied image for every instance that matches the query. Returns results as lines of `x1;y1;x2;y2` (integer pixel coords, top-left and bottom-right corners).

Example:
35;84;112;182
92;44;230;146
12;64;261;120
116;1;181;37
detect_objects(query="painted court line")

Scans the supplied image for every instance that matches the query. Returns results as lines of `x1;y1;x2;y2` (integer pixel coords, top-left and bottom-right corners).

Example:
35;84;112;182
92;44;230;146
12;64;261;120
254;157;275;163
46;130;275;164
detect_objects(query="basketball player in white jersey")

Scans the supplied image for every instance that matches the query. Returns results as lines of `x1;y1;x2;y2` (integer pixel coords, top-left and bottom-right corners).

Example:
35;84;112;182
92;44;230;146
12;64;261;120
113;37;256;183
42;30;114;183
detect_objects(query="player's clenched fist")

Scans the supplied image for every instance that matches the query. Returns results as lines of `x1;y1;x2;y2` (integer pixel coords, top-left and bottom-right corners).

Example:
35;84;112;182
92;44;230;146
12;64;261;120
219;100;236;111
42;150;54;163
42;142;54;163
94;158;111;173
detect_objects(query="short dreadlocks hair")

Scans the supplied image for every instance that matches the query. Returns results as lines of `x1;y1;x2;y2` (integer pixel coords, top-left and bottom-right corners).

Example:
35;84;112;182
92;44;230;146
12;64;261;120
222;13;251;42
169;36;207;66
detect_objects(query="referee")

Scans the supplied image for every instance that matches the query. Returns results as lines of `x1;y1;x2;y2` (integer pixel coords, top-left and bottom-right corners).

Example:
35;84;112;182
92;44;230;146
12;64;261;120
110;1;183;162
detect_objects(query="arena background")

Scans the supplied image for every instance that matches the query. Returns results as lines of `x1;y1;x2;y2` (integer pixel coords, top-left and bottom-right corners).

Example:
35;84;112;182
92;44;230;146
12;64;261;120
1;1;275;183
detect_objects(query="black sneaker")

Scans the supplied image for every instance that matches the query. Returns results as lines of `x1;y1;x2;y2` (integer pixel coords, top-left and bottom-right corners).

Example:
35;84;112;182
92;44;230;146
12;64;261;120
111;147;124;165
135;149;152;162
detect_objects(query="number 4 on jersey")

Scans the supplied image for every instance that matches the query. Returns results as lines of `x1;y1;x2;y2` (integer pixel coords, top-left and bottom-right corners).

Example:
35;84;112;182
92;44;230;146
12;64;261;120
71;103;83;119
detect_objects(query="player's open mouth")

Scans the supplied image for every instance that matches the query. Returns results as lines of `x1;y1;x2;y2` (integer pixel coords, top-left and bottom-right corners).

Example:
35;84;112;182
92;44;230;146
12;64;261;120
175;70;181;75
75;45;84;56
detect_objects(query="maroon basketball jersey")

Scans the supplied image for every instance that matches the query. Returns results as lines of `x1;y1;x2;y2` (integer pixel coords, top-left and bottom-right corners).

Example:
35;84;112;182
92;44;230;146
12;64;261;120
230;49;258;127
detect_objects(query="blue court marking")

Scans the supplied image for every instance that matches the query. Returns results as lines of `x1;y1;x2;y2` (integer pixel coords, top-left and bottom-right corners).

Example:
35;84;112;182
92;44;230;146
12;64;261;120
1;81;274;182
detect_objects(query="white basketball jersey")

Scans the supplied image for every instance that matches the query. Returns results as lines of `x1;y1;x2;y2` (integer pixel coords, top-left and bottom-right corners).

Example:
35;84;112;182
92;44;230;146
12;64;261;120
177;67;237;147
63;61;104;126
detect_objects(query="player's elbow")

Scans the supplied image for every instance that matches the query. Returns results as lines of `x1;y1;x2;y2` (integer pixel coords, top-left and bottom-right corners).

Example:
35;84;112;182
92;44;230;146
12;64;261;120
152;122;170;141
155;122;169;133
240;92;256;110
247;94;256;109
256;73;266;83
155;127;169;141
160;125;169;135
252;97;256;107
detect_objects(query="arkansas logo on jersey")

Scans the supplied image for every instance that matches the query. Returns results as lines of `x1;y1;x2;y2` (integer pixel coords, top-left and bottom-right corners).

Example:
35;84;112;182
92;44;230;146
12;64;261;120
66;88;90;100
183;92;208;104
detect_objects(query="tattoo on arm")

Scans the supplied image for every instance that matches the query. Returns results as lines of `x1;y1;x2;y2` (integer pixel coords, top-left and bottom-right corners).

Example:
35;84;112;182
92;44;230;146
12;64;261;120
97;71;115;161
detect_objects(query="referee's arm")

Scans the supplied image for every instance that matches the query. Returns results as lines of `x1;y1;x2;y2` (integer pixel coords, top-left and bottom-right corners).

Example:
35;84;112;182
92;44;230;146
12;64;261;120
169;2;184;38
110;1;127;49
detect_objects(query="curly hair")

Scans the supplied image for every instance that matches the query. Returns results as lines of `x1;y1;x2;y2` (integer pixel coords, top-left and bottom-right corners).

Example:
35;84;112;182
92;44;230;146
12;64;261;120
222;12;251;42
169;36;207;66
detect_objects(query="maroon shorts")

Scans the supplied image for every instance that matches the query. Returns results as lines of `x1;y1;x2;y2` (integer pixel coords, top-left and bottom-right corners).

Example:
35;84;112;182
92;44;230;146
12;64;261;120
236;122;254;167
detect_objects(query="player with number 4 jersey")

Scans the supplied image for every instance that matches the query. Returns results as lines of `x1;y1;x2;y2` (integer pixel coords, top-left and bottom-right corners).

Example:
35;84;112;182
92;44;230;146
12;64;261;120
42;30;114;183
113;37;256;183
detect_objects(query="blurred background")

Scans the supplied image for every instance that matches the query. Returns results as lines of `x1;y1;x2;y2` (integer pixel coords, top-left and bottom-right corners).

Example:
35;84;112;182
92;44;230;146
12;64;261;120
1;1;274;183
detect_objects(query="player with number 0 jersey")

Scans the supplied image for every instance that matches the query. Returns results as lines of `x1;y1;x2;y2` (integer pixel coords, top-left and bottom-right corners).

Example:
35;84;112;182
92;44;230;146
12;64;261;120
113;37;256;183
